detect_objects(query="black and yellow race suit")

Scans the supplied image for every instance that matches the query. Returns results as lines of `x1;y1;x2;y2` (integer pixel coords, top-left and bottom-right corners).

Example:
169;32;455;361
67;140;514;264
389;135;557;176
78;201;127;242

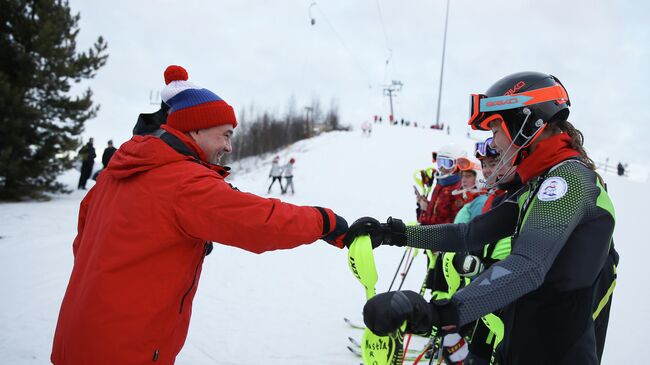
404;160;618;365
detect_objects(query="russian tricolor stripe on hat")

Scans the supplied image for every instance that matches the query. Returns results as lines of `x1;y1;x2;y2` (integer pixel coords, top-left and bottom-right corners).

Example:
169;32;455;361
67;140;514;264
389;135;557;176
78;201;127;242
161;65;237;132
166;88;224;112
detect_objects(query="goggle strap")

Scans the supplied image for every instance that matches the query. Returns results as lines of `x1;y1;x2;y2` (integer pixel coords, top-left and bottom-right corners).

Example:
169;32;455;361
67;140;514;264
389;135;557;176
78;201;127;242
479;85;569;113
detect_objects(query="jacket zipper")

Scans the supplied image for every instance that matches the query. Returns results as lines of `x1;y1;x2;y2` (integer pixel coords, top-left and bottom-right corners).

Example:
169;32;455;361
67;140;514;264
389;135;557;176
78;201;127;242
179;244;208;314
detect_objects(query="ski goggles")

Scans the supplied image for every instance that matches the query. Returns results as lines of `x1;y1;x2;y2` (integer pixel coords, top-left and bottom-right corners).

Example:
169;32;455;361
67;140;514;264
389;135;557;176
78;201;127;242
475;137;498;158
467;84;570;131
436;156;456;170
456;157;479;172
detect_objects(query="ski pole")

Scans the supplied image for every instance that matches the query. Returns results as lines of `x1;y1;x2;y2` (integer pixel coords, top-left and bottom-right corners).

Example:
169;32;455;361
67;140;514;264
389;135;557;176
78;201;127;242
397;249;419;290
401;247;413;278
401;333;413;365
410;343;432;365
387;248;409;292
425;332;444;365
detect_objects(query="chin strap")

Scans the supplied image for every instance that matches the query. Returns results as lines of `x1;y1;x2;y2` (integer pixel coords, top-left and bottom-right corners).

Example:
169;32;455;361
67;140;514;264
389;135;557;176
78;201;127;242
484;108;545;190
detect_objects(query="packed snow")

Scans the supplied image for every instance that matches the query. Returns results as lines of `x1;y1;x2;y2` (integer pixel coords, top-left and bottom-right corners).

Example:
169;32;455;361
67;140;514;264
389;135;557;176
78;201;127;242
0;124;646;364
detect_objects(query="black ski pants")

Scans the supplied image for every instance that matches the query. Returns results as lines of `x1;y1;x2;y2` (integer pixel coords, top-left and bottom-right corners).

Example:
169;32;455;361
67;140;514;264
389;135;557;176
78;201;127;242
268;176;283;193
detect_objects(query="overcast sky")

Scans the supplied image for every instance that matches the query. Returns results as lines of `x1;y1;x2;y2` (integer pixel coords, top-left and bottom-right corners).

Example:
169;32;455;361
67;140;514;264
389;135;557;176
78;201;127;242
70;0;649;167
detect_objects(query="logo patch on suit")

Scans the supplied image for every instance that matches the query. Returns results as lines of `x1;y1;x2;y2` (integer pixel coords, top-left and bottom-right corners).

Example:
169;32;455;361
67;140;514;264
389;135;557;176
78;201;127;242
537;177;568;201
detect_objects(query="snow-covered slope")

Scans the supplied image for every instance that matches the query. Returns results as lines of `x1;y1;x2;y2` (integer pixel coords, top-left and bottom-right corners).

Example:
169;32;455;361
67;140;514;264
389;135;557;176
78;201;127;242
0;124;646;364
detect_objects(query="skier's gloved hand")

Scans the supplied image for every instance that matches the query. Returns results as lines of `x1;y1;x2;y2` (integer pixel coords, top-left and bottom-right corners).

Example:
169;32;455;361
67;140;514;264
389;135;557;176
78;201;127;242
382;216;407;246
363;291;459;337
321;213;349;248
363;290;434;336
344;217;383;248
343;216;407;248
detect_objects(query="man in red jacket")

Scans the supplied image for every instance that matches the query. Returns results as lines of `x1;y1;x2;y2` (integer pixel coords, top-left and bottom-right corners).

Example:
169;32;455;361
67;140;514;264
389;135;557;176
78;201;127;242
51;65;348;365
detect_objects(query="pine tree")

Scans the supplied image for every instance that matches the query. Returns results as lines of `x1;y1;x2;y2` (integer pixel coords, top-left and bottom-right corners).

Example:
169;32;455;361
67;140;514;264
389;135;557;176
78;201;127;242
0;0;107;200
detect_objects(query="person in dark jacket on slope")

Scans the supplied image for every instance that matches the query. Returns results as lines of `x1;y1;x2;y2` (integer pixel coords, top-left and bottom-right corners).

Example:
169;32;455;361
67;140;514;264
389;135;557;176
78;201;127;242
102;140;117;168
77;138;96;189
346;72;618;365
51;65;348;365
92;140;118;180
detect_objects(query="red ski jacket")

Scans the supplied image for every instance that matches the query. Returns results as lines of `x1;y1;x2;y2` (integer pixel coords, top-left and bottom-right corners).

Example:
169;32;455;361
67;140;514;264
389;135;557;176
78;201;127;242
417;180;465;225
51;127;340;365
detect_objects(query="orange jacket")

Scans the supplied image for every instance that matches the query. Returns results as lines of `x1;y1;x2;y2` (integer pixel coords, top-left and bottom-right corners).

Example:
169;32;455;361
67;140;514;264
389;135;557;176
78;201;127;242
51;126;339;365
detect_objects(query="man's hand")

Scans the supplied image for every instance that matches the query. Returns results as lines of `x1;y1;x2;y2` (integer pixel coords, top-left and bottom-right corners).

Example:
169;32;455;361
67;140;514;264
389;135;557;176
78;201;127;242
321;214;349;248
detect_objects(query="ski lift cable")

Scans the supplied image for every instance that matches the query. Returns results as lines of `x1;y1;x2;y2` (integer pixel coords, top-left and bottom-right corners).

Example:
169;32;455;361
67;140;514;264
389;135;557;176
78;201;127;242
308;2;317;25
374;0;392;59
374;0;396;87
309;1;376;88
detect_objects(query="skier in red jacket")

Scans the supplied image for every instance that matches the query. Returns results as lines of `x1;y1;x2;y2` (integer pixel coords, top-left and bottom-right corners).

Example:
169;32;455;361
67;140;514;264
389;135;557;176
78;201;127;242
416;144;468;225
51;65;348;365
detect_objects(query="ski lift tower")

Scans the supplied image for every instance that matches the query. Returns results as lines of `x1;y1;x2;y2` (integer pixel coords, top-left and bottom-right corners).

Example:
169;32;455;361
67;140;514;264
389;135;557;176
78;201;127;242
434;0;451;127
383;80;403;123
149;90;161;106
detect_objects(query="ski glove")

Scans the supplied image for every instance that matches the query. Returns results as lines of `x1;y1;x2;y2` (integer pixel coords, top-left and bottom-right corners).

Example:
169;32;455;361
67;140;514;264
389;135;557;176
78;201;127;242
321;213;349;248
363;290;459;337
343;216;407;248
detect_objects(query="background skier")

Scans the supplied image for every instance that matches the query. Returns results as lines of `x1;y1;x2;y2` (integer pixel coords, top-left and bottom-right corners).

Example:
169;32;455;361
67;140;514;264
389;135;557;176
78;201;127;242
282;157;296;195
268;155;284;193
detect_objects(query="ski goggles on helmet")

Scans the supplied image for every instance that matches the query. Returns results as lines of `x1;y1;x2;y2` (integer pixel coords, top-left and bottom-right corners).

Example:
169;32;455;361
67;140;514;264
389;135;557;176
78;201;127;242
475;137;498;158
456;157;479;172
467;84;570;131
436;156;456;170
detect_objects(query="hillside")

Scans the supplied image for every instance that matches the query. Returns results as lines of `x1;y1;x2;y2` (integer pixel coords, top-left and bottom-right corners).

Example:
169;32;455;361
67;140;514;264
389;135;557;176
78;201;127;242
0;124;646;364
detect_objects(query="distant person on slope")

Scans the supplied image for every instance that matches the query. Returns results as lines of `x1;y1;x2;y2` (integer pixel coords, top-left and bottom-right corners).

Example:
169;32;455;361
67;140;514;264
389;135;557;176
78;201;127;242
361;121;372;136
617;162;625;176
346;72;619;365
77;138;96;190
268;155;284;193
282;158;296;195
92;140;118;180
51;65;349;365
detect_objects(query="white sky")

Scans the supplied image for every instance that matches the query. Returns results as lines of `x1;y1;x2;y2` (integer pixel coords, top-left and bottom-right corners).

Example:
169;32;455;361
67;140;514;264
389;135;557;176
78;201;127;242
70;0;649;167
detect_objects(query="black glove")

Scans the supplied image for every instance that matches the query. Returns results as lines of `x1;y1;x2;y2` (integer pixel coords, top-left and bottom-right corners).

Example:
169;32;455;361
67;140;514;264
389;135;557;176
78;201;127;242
321;214;349;248
383;216;407;246
343;216;407;248
344;217;382;248
363;290;459;337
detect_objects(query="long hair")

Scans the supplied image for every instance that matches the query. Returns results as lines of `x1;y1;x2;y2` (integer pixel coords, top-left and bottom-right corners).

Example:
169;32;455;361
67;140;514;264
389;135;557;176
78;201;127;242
552;120;604;183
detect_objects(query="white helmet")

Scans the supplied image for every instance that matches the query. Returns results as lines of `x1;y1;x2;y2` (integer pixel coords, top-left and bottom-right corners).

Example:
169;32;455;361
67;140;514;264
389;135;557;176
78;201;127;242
433;144;467;178
434;143;466;162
